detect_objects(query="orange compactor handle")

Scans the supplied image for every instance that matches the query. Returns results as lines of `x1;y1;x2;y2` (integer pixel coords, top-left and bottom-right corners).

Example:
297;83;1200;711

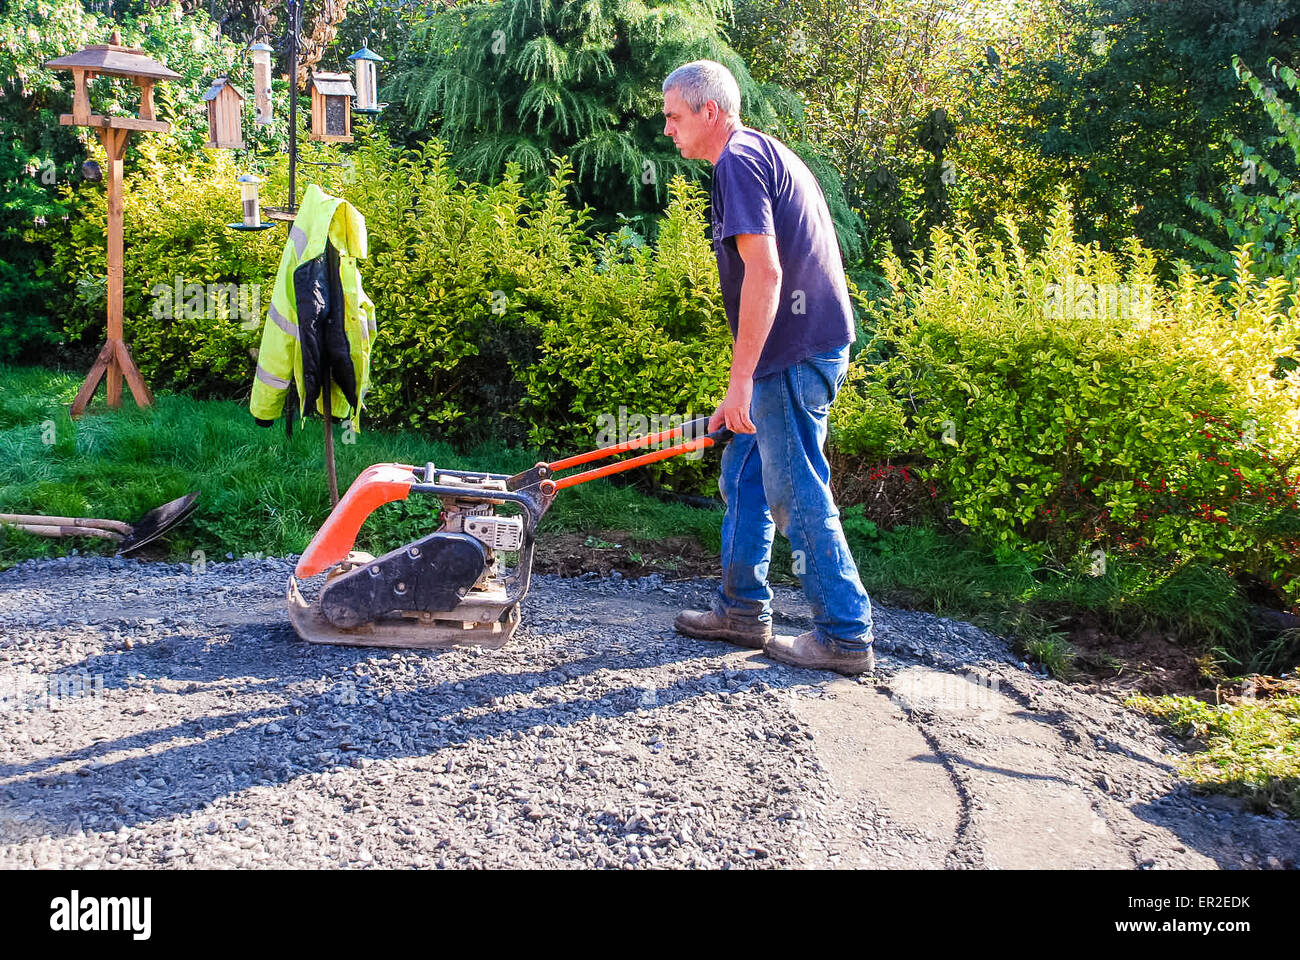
294;418;732;578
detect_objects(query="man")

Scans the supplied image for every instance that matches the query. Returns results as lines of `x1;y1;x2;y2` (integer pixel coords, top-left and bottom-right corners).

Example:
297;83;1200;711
662;60;875;675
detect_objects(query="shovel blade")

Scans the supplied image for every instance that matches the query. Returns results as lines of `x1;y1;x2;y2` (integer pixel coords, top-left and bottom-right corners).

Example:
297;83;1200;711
117;491;200;556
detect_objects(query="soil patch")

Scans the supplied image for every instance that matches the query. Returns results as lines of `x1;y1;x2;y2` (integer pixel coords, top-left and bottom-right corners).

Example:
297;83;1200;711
532;529;719;580
1049;606;1212;698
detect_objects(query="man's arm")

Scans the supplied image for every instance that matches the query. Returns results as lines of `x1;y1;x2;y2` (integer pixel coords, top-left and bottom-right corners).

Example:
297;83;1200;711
710;232;782;433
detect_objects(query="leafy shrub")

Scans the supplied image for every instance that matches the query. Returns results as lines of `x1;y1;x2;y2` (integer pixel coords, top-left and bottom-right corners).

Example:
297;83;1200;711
307;134;569;446
834;198;1300;598
0;230;63;363
52;138;281;396
518;174;731;454
829;369;910;461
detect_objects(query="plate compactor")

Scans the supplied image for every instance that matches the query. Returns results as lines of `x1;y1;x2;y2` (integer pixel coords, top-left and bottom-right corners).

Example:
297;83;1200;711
288;416;731;650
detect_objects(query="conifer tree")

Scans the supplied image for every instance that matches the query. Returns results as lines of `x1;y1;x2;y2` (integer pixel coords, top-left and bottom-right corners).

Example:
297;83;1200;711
388;0;863;258
1164;56;1300;283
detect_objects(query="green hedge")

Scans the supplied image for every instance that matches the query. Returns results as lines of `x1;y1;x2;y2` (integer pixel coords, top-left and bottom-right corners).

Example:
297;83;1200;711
833;200;1300;597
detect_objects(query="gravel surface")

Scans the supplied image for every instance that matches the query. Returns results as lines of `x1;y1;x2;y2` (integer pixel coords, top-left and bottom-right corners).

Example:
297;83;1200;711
1;555;1297;869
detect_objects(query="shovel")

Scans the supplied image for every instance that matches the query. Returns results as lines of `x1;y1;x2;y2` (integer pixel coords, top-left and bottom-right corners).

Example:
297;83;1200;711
0;491;200;556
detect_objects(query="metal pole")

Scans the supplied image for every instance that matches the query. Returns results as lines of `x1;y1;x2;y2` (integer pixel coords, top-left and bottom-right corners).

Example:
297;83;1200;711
287;0;298;212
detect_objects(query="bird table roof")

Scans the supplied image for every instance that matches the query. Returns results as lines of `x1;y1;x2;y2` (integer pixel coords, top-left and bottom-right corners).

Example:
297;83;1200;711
201;77;245;101
45;43;180;81
311;73;356;97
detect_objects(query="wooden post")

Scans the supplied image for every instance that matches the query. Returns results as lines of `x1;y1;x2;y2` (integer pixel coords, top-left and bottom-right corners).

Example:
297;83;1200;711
104;125;123;407
70;125;153;417
137;79;155;121
71;69;91;124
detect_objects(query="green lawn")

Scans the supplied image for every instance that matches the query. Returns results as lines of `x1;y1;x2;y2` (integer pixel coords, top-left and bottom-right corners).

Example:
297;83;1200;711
1129;690;1300;818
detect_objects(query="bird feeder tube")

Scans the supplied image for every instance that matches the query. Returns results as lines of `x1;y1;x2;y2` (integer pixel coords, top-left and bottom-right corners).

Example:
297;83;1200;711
348;45;384;114
229;173;274;231
250;41;274;125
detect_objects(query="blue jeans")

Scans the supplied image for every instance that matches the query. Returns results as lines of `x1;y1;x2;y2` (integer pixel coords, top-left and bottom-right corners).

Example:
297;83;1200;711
714;344;873;652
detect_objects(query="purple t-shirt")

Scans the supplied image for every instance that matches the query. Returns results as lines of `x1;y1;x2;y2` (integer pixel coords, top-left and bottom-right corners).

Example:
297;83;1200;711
710;128;855;380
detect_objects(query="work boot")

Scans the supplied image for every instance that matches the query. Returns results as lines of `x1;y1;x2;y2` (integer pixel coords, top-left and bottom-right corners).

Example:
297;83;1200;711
763;630;875;676
673;609;772;649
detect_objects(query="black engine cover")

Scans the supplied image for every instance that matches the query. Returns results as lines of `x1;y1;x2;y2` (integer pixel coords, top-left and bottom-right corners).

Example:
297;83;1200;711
319;531;489;628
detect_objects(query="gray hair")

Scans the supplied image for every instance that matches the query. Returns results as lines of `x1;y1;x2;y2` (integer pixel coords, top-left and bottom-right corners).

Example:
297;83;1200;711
662;60;741;116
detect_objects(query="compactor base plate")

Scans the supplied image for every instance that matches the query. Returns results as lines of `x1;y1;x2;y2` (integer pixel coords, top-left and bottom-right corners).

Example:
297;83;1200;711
287;576;520;650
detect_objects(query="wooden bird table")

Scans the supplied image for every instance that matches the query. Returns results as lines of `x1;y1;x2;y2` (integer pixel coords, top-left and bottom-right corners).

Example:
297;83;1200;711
45;32;180;417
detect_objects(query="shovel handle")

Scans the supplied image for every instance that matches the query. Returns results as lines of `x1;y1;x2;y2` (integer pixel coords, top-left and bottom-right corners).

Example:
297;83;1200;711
1;521;124;541
0;513;132;536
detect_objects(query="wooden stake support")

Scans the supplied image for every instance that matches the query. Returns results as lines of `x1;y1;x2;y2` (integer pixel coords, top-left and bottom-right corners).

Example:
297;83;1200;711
323;364;339;507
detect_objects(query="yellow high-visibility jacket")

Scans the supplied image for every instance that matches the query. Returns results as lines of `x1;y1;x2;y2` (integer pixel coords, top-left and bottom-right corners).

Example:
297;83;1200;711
249;183;376;431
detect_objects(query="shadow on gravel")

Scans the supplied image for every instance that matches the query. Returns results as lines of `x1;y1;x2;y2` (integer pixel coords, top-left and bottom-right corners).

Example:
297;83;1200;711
1008;706;1176;776
1;621;815;840
920;754;1074;786
0;707;283;780
1128;788;1300;870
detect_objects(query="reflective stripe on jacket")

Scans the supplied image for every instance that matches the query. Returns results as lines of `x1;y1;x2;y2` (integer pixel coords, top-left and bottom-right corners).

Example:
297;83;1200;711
250;183;376;430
